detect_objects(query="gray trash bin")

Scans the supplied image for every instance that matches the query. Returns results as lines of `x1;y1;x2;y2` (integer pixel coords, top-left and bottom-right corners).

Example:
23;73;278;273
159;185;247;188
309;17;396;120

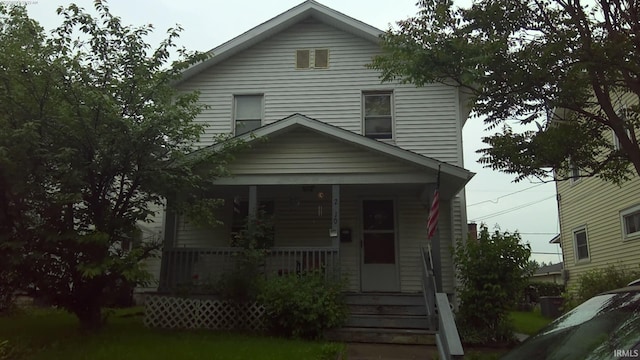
540;296;564;318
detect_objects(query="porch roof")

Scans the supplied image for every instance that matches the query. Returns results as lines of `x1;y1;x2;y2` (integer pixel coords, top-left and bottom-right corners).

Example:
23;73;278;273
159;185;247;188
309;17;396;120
190;114;474;198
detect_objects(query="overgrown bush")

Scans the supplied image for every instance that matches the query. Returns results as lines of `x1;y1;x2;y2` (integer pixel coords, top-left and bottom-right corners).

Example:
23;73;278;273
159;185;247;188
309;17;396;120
454;224;533;345
532;282;564;298
217;210;273;304
258;272;347;340
574;264;640;304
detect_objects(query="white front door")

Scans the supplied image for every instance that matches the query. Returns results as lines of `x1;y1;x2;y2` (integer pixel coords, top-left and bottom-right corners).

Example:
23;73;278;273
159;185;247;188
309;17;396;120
361;199;399;292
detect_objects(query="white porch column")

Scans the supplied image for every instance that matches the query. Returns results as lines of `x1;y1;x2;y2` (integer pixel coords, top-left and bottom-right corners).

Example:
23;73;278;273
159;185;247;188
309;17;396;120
331;184;340;248
248;186;257;233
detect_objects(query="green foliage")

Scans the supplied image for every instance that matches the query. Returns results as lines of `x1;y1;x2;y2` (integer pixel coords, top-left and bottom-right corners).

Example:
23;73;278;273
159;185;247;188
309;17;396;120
371;0;640;183
258;272;347;340
454;224;532;344
509;310;552;336
0;2;238;330
531;282;565;298
217;210;274;303
575;264;640;304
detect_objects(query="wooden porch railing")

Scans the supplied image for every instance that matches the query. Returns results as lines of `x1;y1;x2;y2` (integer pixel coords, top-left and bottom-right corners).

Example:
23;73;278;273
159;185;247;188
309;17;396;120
421;246;464;360
159;246;339;291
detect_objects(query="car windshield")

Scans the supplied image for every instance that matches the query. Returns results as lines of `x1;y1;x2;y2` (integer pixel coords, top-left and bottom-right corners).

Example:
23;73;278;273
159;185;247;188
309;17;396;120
502;290;640;360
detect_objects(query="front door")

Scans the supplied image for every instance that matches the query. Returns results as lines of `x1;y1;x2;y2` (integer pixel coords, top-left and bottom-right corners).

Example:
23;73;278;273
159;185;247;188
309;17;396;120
361;199;399;292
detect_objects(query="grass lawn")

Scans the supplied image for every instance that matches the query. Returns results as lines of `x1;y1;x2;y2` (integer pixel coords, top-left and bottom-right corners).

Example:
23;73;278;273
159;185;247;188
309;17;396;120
0;307;343;360
510;309;553;336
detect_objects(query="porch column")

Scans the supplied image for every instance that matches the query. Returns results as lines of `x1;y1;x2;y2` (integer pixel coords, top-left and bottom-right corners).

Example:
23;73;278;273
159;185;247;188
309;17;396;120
159;195;178;292
248;185;257;231
331;185;340;248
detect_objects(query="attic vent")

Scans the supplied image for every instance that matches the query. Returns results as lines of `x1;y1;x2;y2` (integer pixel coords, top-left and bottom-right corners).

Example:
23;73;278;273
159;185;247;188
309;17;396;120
314;49;328;68
296;50;310;69
295;49;329;69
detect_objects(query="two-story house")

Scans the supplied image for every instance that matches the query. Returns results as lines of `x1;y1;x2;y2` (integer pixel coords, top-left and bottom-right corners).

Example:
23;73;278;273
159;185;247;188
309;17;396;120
555;94;640;291
144;1;474;304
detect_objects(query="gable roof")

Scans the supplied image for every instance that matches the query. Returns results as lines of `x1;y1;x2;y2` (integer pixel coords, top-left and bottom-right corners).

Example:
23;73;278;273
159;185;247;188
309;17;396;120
192;113;474;196
176;0;383;85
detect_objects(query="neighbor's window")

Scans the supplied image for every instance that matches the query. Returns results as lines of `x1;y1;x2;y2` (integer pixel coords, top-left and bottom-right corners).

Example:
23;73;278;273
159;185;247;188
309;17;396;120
363;92;393;139
621;204;640;240
569;158;580;184
573;226;590;262
234;95;263;135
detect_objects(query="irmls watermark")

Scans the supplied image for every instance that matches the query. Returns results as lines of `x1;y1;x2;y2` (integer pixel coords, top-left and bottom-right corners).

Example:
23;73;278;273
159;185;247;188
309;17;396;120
0;0;39;5
615;349;640;358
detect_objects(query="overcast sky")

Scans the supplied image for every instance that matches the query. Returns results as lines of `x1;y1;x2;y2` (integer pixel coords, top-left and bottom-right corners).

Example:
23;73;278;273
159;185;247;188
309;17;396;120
23;0;562;264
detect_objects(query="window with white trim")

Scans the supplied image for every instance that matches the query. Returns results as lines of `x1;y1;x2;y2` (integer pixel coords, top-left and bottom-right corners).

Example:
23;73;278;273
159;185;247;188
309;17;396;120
621;204;640;240
234;95;263;135
363;92;393;139
573;226;590;262
612;128;632;151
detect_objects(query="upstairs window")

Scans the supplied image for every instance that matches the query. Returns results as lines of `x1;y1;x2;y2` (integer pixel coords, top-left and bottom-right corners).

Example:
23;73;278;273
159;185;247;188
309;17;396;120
234;95;263;135
295;49;329;69
363;92;393;139
569;158;580;184
621;204;640;240
573;226;590;262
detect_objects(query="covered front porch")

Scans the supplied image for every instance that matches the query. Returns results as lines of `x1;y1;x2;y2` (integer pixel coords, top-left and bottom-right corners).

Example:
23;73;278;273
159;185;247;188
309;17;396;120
158;182;455;294
157;114;473;294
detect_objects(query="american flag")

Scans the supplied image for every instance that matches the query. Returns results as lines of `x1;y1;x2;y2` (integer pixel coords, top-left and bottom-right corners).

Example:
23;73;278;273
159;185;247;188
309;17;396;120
427;188;439;239
427;165;441;239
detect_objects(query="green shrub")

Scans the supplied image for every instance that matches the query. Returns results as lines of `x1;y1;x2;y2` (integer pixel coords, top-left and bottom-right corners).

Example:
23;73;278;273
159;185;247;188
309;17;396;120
454;224;532;345
575;264;640;303
258;272;347;340
533;282;565;297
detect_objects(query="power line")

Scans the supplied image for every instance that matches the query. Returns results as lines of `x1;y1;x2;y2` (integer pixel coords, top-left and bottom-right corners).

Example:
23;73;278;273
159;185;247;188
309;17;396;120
471;195;557;221
467;183;547;207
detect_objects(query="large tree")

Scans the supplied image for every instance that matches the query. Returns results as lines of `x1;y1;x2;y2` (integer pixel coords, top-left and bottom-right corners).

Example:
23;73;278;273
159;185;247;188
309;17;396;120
0;3;236;328
371;0;640;183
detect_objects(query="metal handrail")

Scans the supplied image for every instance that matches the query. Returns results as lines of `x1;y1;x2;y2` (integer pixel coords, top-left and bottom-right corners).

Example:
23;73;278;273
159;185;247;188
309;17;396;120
421;246;464;360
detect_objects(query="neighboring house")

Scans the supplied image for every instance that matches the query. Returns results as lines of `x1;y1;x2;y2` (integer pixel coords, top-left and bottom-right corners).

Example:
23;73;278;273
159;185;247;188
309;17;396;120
531;262;564;285
555;96;640;291
145;0;475;298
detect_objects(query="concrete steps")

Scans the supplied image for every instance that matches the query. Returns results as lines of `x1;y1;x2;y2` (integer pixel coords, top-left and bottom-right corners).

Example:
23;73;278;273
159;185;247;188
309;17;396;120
328;293;435;345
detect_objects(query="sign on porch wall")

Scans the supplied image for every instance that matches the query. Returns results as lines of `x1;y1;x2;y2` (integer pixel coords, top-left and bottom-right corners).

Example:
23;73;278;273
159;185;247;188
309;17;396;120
144;295;265;330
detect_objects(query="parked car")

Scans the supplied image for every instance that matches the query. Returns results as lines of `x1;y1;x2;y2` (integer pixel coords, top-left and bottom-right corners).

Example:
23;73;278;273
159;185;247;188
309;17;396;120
502;284;640;359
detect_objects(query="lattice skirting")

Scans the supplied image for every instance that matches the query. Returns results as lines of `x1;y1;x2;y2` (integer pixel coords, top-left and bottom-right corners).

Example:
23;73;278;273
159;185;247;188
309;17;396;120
144;295;266;330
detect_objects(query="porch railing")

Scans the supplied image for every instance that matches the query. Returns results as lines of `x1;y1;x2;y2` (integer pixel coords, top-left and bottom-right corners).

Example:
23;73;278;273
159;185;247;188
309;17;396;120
421;246;464;360
159;246;339;291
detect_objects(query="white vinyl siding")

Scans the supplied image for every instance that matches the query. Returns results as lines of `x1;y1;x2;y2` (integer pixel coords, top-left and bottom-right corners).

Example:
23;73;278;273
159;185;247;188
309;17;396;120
177;18;462;165
226;127;425;175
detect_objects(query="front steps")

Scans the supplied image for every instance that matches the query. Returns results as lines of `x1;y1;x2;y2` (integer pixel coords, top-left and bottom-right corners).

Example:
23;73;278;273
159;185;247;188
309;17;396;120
326;293;436;345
